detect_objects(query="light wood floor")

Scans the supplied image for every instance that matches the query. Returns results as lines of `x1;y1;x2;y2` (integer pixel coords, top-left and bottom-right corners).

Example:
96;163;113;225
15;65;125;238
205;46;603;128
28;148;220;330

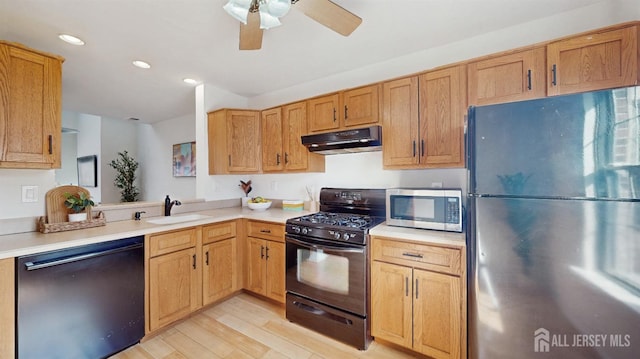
111;293;424;359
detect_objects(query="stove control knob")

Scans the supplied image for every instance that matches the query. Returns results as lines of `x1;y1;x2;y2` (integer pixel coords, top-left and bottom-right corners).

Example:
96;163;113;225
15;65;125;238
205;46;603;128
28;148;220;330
334;232;341;240
302;227;308;235
293;226;301;234
342;233;350;241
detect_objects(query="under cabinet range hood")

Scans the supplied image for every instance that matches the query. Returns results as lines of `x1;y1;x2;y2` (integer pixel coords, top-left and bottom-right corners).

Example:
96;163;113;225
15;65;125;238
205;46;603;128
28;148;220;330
301;125;382;155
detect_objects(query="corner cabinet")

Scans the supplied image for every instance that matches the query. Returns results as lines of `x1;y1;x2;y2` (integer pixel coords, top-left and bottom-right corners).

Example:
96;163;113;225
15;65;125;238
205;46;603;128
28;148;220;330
467;46;546;106
371;236;466;359
547;24;638;96
261;102;324;173
307;84;381;133
382;65;466;169
207;109;261;174
244;220;286;303
0;41;64;169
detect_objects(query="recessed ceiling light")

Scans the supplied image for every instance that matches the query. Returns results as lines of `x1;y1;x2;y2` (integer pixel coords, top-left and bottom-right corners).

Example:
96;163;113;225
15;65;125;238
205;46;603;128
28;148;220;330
58;34;85;46
183;78;199;85
132;60;151;69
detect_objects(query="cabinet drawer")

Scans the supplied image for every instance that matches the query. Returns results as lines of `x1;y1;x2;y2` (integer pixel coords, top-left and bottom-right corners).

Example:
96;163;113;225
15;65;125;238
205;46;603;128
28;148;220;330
203;221;236;244
247;220;284;242
148;228;197;257
371;237;462;276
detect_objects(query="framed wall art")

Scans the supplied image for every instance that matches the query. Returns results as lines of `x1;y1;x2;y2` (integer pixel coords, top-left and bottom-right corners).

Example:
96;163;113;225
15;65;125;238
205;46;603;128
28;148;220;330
173;142;196;177
77;155;98;187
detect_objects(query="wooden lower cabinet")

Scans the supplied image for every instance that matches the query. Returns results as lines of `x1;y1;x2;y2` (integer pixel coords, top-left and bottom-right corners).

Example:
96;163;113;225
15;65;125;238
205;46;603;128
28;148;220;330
371;236;465;359
244;220;286;303
203;237;237;305
0;258;15;358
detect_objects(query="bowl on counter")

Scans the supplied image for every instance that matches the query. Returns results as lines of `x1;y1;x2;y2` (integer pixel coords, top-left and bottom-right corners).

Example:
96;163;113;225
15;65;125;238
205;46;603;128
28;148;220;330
247;201;272;211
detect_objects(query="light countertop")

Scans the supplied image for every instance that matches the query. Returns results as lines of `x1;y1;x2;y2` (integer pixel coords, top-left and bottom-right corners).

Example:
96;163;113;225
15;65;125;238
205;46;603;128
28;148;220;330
1;208;466;260
0;207;308;260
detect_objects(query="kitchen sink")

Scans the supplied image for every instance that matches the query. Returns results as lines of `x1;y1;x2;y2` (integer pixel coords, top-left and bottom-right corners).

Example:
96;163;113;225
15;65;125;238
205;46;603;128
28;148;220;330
146;214;212;225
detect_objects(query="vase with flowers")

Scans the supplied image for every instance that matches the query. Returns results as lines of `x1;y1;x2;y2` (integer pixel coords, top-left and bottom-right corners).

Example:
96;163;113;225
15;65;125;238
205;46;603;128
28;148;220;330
239;180;252;206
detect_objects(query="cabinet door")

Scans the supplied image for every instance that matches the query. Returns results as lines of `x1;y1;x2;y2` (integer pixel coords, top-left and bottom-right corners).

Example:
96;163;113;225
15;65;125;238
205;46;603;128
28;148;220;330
342;84;380;127
227;110;261;172
382;76;420;168
265;240;285;303
207;110;228;174
282;101;309;171
0;258;14;358
148;247;199;332
307;93;340;133
419;65;466;168
245;237;267;296
261;107;283;172
0;44;62;169
371;261;413;348
413;269;462;359
547;25;638;96
468;47;546;106
203;238;237;305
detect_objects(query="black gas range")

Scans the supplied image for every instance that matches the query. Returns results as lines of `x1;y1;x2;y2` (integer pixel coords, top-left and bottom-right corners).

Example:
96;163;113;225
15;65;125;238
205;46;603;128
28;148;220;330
284;188;386;350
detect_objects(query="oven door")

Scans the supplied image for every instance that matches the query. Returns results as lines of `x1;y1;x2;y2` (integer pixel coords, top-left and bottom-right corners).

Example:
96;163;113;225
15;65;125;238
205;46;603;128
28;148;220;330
286;234;367;316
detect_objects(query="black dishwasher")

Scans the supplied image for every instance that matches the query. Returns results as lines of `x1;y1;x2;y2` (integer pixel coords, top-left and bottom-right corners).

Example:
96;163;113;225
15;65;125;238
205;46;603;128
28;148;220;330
16;236;145;359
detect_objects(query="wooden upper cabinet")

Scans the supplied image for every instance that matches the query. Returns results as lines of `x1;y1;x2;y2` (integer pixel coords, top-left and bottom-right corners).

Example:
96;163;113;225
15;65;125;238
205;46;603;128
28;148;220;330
382;76;420;168
342;84;381;127
0;42;63;169
261;107;283;172
207;109;261;174
307;93;340;133
261;102;324;173
467;47;546;106
419;65;466;168
547;24;638;96
307;84;381;133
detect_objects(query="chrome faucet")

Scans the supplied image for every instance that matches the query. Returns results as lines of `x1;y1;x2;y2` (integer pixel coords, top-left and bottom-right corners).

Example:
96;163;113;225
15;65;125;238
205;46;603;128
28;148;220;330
164;195;182;216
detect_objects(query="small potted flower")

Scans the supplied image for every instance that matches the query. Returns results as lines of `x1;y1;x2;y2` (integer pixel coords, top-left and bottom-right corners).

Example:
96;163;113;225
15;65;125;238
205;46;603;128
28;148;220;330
239;180;252;207
64;192;95;222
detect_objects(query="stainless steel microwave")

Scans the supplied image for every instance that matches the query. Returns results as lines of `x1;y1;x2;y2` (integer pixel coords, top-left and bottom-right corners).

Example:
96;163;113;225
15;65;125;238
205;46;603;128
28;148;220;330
385;188;463;232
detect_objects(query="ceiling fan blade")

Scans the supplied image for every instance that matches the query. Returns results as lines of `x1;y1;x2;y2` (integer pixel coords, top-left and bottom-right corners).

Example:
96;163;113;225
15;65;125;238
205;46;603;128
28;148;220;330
239;12;263;50
295;0;362;36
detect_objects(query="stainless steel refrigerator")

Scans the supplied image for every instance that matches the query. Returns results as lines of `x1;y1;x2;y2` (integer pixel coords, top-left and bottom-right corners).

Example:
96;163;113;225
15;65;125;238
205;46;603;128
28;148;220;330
467;86;640;358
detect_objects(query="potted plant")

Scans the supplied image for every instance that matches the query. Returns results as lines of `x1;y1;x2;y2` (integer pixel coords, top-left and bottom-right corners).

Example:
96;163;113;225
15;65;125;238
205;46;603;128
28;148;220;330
239;180;252;206
64;192;95;222
109;150;140;202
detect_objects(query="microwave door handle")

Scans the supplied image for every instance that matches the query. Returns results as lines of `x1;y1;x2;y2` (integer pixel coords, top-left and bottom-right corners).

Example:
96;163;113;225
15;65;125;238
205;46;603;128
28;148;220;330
286;236;364;254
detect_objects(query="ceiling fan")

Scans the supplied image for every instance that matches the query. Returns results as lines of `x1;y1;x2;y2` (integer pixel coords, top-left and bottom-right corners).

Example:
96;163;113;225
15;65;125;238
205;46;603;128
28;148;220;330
223;0;363;50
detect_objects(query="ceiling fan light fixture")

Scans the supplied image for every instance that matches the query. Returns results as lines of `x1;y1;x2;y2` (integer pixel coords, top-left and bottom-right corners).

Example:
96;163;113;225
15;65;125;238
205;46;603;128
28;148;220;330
264;0;291;18
258;8;281;29
223;0;252;24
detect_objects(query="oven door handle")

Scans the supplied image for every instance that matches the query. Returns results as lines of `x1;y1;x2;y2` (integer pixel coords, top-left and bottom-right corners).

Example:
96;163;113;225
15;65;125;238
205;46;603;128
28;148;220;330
286;236;365;254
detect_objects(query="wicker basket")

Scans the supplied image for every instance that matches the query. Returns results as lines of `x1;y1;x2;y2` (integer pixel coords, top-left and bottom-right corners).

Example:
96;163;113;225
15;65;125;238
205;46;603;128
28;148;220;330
38;211;106;234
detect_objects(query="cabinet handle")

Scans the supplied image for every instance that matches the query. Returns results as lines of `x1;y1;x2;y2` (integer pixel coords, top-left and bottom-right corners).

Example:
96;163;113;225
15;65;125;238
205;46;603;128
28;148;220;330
276;153;280;165
192;254;196;269
421;139;425;157
284;153;289;164
205;251;209;265
551;64;557;86
333;108;337;122
48;135;53;154
415;278;419;299
344;105;348;120
527;69;532;90
412;141;416;157
265;246;270;260
402;252;424;259
405;276;409;297
260;229;271;234
261;245;265;259
228;155;231;167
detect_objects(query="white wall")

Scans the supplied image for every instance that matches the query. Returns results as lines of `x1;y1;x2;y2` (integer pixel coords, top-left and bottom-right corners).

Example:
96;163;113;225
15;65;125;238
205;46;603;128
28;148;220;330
76;113;102;202
139;114;197;202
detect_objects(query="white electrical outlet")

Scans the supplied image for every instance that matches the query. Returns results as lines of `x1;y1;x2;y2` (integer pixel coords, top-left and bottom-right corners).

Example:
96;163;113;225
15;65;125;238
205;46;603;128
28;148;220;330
271;181;278;191
431;182;443;188
22;185;38;203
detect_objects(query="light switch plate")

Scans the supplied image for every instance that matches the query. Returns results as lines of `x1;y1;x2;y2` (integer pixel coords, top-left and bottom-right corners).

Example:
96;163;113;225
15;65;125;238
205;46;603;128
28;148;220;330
22;185;38;203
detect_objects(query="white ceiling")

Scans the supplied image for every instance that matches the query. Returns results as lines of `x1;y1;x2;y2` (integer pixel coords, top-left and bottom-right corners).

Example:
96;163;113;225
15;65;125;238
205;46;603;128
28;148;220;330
0;0;606;123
